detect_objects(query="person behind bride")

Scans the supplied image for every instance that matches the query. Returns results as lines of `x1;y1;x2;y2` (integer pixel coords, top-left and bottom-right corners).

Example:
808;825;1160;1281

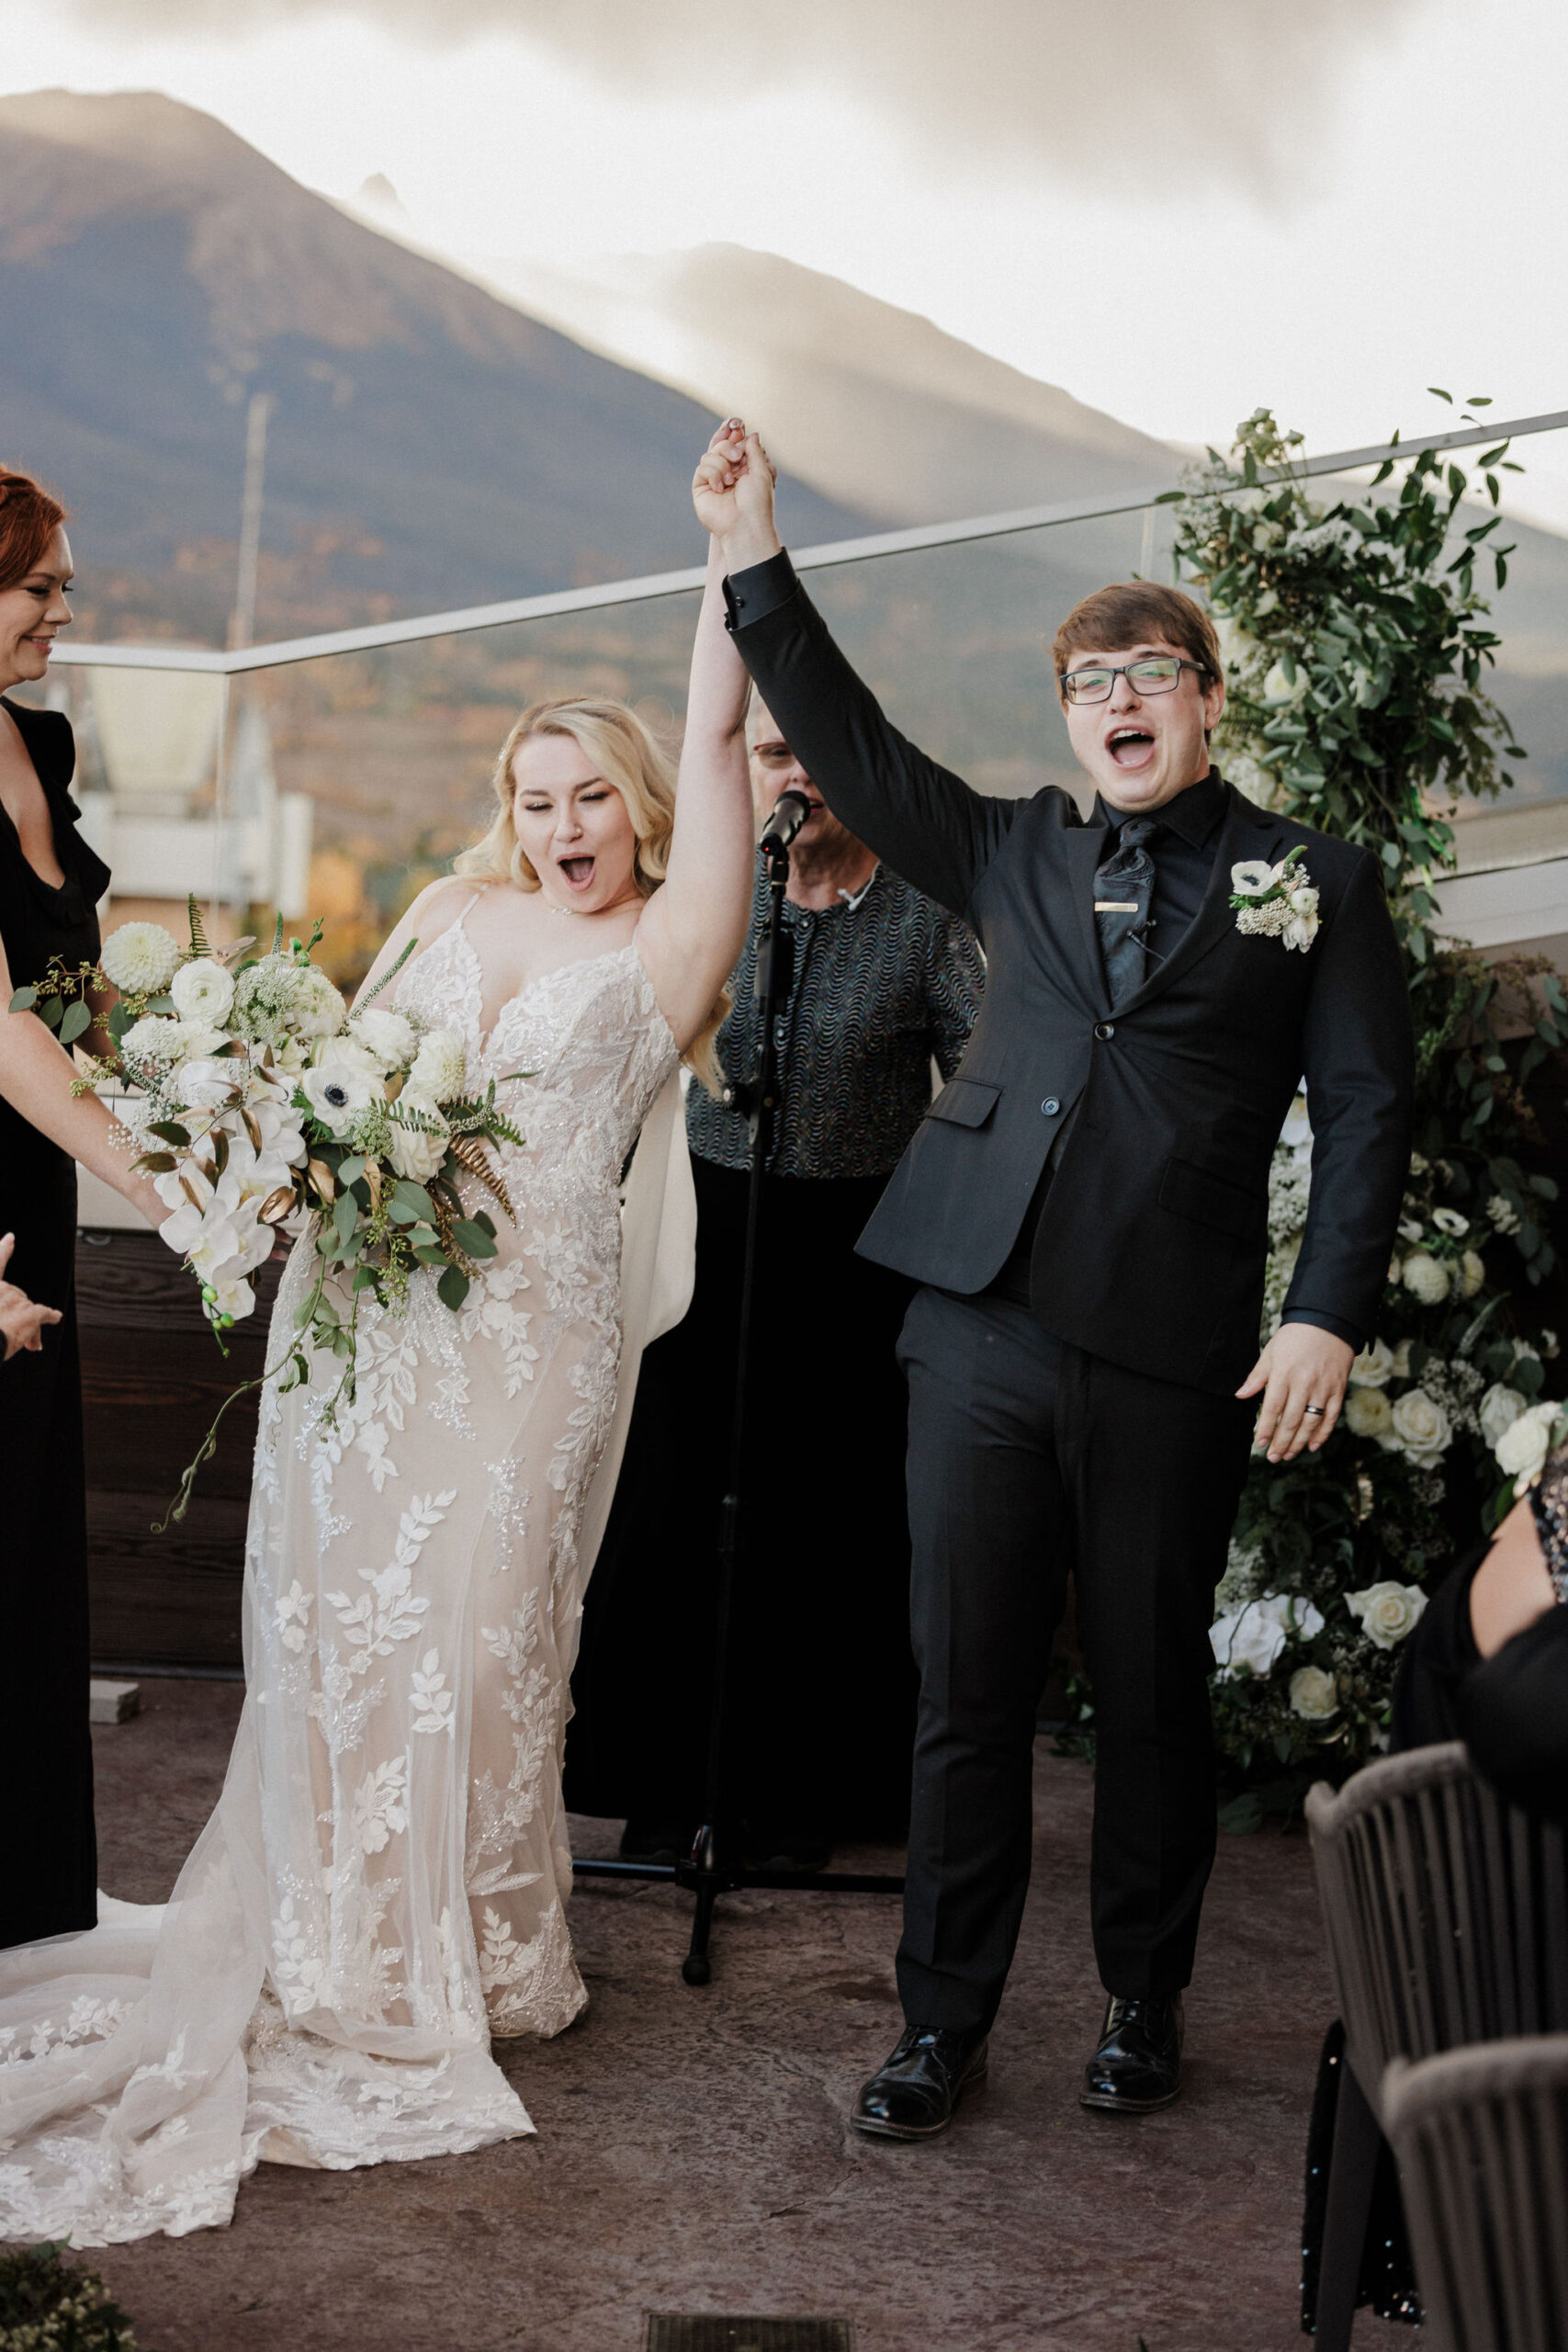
0;424;757;2247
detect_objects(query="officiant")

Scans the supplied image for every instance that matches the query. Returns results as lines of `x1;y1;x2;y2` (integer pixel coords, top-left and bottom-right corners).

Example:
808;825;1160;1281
565;693;983;1867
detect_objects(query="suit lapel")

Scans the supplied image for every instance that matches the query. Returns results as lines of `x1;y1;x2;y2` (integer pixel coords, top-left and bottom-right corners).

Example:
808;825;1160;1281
1062;822;1113;1015
1116;786;1283;1015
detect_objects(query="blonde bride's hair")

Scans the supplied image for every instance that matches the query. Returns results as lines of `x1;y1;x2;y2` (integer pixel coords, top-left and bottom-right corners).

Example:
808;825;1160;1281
455;693;730;1091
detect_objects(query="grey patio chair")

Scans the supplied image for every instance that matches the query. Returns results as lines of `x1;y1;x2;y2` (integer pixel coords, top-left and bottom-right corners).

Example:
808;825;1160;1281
1383;2035;1568;2352
1304;1743;1568;2347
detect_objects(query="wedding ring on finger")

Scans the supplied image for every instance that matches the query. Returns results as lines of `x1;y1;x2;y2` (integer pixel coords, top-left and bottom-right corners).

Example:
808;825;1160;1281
1303;1404;1326;1418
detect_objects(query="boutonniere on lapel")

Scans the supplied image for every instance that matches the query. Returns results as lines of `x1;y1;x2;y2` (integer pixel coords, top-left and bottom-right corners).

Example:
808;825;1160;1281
1229;845;1321;954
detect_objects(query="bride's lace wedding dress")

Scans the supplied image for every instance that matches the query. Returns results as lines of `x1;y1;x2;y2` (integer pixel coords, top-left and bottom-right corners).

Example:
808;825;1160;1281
0;905;682;2245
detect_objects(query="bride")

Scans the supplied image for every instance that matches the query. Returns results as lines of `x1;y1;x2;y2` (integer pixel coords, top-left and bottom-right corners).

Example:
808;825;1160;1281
0;430;760;2245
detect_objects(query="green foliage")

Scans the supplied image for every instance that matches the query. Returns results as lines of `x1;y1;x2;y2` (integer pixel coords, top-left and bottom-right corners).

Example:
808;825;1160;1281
1082;401;1565;1817
0;2242;144;2350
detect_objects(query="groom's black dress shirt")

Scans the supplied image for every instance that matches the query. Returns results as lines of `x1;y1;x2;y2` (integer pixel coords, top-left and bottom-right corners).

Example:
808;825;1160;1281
722;551;1411;1395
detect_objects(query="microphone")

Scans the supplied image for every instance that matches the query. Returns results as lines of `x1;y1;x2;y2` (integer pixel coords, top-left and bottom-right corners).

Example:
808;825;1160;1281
760;788;811;854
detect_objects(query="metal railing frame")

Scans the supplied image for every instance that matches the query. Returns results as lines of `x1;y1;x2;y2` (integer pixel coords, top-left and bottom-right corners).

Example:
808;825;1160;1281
50;408;1568;679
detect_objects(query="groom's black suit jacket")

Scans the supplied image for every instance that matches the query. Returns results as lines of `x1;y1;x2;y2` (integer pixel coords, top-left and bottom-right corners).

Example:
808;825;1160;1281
726;554;1414;1399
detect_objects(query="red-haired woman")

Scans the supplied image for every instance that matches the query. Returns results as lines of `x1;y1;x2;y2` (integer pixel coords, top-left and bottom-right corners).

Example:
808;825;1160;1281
0;466;167;1947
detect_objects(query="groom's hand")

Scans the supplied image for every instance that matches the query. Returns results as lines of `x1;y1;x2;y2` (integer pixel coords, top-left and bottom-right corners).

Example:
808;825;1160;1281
693;416;782;574
1237;1324;1354;1462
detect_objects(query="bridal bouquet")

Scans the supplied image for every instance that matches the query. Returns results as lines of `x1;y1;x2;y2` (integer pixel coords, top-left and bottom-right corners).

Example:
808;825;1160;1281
17;897;523;1440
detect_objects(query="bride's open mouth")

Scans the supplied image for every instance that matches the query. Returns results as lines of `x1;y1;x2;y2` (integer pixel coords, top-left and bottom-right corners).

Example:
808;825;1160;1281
557;854;596;892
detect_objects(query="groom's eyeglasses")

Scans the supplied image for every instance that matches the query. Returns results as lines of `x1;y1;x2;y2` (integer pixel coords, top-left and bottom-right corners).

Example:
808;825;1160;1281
1061;656;1209;706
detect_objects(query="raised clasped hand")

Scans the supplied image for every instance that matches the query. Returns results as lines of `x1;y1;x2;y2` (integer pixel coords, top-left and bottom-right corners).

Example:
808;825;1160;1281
692;416;780;568
1236;1321;1354;1464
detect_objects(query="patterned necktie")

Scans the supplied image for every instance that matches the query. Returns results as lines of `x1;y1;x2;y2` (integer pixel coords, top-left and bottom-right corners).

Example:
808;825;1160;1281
1093;818;1158;1004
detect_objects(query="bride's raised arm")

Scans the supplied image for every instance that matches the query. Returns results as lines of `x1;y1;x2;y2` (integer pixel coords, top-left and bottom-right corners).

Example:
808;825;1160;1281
635;429;758;1051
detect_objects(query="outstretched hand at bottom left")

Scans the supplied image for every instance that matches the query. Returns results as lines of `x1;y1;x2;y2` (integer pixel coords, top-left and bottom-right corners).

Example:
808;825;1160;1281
0;1230;62;1360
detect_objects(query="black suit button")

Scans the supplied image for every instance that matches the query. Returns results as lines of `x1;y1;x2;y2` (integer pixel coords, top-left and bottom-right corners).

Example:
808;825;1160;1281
1094;1021;1115;1041
1041;1097;1061;1116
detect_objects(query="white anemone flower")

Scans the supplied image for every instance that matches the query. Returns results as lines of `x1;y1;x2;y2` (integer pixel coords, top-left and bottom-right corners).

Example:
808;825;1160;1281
1231;860;1274;898
300;1061;378;1136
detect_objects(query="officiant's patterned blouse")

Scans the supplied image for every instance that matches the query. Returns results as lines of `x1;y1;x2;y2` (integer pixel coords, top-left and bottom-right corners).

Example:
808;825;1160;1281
687;862;983;1176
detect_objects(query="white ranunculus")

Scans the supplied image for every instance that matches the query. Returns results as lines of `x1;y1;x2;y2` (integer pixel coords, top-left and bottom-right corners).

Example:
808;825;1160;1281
1290;1666;1339;1721
1345;1581;1428;1649
1344;1385;1394;1442
1231;859;1274;898
1461;1250;1486;1299
1289;885;1319;917
350;1007;417;1071
312;1032;384;1081
177;1057;243;1110
1495;1400;1559;1488
1350;1338;1395;1389
388;1105;450;1182
299;1061;378;1137
292;965;347;1040
1431;1207;1470;1238
1402;1250;1451;1306
408;1026;468;1102
100;921;180;996
1390;1386;1452;1464
169;955;235;1025
1210;1591;1325;1679
1479;1385;1528;1449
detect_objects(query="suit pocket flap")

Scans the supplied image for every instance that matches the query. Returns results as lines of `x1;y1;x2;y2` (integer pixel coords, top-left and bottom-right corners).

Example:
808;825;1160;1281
1159;1155;1264;1239
927;1079;1000;1130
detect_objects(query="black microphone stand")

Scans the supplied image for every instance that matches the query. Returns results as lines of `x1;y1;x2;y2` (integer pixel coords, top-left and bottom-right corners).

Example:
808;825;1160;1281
571;799;905;1983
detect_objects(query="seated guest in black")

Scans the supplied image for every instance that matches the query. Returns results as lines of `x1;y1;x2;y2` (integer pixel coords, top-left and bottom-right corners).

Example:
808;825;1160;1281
1301;1443;1568;2331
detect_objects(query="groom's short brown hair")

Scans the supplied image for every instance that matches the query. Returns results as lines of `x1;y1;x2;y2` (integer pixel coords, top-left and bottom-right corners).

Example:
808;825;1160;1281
1052;582;1222;698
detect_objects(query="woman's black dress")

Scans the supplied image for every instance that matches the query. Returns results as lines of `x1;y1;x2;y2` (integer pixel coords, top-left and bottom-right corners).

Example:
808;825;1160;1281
0;696;110;1950
1300;1453;1568;2332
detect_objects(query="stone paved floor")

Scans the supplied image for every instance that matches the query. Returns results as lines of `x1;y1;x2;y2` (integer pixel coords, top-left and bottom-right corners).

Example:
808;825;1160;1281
82;1680;1416;2352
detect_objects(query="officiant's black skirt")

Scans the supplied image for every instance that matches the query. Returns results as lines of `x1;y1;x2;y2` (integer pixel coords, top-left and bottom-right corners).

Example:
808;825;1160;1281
565;1154;918;1838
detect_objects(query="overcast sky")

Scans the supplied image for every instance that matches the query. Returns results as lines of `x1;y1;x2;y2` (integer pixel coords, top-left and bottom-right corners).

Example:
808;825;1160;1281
6;0;1567;527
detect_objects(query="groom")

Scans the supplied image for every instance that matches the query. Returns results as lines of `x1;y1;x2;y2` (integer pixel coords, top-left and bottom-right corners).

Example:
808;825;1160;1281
694;428;1413;2135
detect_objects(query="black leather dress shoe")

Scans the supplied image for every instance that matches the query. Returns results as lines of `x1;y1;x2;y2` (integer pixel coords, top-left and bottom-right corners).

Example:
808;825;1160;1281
852;2024;988;2141
1079;1992;1184;2113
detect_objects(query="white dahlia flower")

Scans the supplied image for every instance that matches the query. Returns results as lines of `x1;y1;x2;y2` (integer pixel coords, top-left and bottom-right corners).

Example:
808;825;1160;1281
1402;1250;1450;1306
408;1027;468;1102
101;922;179;996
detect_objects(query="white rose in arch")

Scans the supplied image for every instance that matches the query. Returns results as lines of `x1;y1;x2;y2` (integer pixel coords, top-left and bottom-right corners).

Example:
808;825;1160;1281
1290;1666;1339;1721
1351;1338;1395;1389
1231;860;1274;898
1390;1386;1452;1464
1495;1400;1559;1489
1461;1250;1486;1299
1344;1386;1395;1442
1479;1384;1528;1450
1345;1581;1428;1649
1402;1250;1451;1306
169;955;235;1025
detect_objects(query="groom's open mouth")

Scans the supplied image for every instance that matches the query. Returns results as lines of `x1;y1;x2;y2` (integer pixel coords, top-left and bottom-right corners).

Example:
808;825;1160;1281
1106;725;1156;771
557;854;596;891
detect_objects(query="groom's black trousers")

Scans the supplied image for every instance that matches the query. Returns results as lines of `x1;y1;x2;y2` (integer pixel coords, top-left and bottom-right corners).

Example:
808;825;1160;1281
894;1285;1256;2036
